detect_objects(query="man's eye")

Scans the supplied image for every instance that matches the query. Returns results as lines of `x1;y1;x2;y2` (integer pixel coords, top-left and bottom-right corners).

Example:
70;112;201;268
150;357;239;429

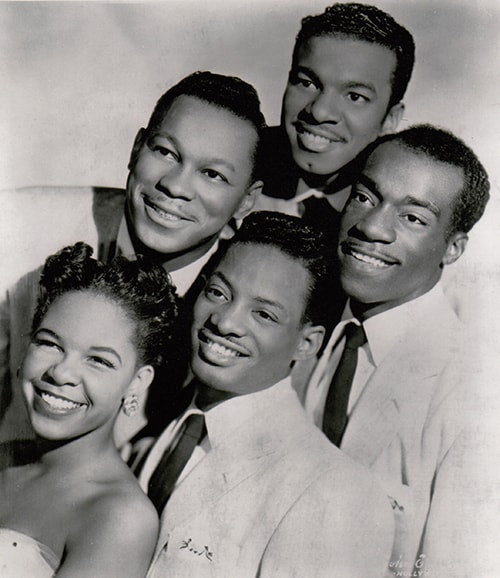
203;169;227;183
352;192;372;205
347;92;369;103
152;145;176;159
290;73;317;90
404;214;426;226
88;356;115;369
205;286;227;301
256;310;277;323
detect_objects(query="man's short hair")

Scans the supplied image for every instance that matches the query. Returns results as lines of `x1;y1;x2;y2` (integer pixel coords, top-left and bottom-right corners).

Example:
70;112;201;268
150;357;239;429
144;71;266;180
378;124;490;236
292;3;415;109
232;211;338;329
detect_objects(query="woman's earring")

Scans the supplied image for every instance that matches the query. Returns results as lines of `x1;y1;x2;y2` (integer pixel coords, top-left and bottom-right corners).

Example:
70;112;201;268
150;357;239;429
122;394;139;417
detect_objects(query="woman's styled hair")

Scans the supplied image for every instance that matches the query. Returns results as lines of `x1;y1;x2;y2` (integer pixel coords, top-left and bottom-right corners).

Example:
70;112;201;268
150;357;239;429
33;242;179;368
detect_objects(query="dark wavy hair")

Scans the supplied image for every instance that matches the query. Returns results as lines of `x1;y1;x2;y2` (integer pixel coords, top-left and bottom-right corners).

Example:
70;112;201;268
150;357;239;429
292;3;415;109
137;71;266;181
231;211;338;328
32;243;179;368
377;124;490;237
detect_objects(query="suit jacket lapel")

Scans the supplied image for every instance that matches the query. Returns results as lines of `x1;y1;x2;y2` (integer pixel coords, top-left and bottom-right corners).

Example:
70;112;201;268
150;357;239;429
157;386;308;545
341;301;460;467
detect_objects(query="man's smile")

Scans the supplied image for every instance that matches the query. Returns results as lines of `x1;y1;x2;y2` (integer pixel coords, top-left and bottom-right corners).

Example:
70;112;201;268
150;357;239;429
142;193;194;225
294;122;346;153
341;241;399;270
197;328;250;365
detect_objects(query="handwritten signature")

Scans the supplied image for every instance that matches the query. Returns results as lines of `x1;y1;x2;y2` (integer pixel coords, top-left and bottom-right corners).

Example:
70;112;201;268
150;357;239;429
180;538;213;562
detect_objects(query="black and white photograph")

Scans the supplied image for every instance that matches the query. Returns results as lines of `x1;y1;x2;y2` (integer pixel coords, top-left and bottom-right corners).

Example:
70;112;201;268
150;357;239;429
1;1;499;576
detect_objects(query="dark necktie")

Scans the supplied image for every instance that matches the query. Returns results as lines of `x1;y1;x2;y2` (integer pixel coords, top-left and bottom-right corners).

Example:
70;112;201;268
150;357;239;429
147;413;206;514
322;322;366;446
301;196;341;241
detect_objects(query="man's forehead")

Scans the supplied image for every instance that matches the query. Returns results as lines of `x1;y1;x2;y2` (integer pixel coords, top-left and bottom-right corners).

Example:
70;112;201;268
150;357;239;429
363;141;464;208
220;243;310;297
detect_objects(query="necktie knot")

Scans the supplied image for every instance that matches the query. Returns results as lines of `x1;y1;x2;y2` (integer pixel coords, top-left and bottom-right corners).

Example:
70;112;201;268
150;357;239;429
344;322;366;350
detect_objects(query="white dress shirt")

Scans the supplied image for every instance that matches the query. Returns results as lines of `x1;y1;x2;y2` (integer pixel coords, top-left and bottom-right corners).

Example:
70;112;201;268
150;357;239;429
116;217;218;297
305;283;450;428
253;177;350;218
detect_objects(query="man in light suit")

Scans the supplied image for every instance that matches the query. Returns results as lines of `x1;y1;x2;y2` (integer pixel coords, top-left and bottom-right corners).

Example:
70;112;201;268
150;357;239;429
303;125;493;576
139;212;394;577
0;71;264;444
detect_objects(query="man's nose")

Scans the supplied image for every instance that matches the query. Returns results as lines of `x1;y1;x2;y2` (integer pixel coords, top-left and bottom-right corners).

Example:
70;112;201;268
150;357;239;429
305;90;341;124
209;302;246;337
157;165;195;201
354;206;397;244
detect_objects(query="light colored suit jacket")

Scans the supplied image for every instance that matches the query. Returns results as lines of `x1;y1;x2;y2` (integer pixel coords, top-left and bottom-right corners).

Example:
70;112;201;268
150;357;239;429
330;289;494;576
147;382;394;577
0;186;125;442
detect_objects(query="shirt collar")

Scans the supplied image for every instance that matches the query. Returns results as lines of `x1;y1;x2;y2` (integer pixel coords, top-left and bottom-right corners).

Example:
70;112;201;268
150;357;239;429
116;215;136;259
195;377;292;449
343;283;448;366
115;215;218;297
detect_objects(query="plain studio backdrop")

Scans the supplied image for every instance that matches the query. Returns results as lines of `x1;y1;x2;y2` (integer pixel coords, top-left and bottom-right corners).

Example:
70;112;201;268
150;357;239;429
0;0;499;572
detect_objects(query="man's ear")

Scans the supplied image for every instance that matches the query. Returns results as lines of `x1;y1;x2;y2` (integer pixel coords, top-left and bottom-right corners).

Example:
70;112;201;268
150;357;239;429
442;232;468;266
128;128;147;171
125;364;155;398
293;324;326;362
232;180;263;221
380;102;404;135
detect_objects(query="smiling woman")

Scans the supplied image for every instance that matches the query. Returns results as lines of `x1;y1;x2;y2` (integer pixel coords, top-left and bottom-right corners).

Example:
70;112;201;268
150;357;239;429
0;242;178;577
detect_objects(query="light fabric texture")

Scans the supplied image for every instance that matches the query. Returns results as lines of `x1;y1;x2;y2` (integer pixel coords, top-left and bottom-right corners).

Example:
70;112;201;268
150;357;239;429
306;284;497;576
145;378;395;577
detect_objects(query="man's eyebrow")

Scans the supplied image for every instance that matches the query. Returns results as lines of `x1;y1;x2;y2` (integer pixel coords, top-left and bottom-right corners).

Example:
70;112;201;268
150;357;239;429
356;174;382;201
211;271;232;288
212;271;287;313
356;175;442;218
293;65;322;87
403;196;441;217
151;132;236;173
254;296;286;313
343;80;377;95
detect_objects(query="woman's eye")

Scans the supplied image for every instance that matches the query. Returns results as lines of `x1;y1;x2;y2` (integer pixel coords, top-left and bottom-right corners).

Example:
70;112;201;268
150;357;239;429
33;337;60;350
203;169;227;183
88;356;115;369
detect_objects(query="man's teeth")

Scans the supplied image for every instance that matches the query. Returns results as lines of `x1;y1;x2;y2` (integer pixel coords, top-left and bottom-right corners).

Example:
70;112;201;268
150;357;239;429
206;339;240;358
40;392;84;410
300;129;334;147
351;250;391;268
148;201;181;221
